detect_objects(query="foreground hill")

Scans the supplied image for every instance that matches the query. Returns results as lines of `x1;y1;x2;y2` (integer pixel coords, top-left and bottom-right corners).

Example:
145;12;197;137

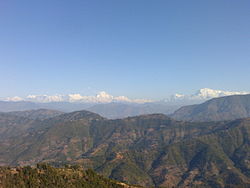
1;110;250;187
171;94;250;122
0;163;137;188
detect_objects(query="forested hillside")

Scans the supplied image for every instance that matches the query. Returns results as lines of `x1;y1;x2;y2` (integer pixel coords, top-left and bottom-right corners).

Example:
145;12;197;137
0;163;138;188
1;109;250;187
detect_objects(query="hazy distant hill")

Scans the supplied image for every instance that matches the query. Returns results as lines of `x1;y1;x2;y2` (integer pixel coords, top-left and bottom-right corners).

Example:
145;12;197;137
0;101;93;112
0;101;180;119
6;109;64;120
171;94;250;122
87;102;179;119
0;101;40;112
1;110;250;187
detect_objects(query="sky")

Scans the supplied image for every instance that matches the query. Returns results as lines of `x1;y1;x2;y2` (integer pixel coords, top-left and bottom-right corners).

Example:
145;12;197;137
0;0;249;100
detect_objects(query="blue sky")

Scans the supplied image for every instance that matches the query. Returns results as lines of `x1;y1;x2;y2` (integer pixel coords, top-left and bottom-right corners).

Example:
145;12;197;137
0;0;249;100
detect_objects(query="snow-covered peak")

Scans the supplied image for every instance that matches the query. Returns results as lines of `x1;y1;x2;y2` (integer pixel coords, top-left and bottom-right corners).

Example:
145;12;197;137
173;94;185;99
26;94;65;103
4;88;249;104
96;91;114;102
4;92;152;104
195;88;250;99
5;96;24;102
165;88;250;104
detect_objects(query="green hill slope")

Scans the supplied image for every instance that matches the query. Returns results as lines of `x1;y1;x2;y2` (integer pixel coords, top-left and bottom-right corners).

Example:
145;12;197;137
1;110;250;187
0;163;138;188
171;94;250;122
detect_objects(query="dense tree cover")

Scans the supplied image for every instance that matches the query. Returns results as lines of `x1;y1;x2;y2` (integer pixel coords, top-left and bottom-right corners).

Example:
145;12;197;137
0;164;129;188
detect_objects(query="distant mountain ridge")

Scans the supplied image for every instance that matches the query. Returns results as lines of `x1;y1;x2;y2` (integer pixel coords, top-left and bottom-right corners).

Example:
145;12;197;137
0;101;180;119
1;88;249;119
171;94;250;122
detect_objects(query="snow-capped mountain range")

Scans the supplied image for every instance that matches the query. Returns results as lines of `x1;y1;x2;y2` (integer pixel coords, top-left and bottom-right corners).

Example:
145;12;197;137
4;91;152;104
166;88;250;102
3;88;250;104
